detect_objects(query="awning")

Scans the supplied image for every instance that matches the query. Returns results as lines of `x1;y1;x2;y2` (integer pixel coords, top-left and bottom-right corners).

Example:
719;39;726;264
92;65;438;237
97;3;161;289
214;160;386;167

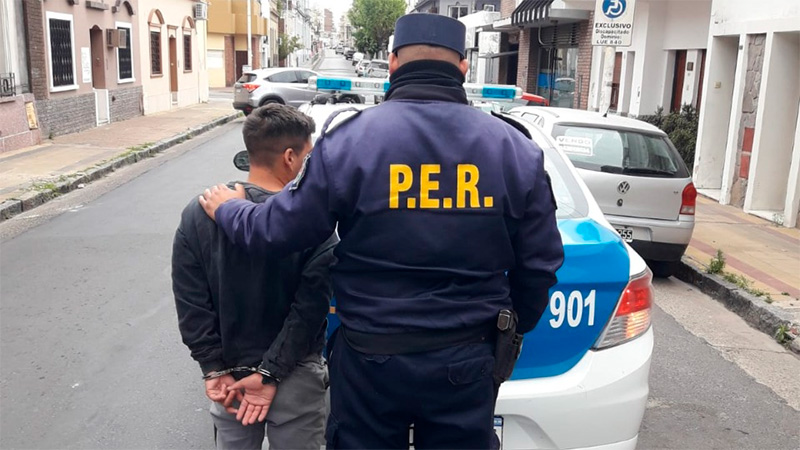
478;50;519;59
512;0;590;28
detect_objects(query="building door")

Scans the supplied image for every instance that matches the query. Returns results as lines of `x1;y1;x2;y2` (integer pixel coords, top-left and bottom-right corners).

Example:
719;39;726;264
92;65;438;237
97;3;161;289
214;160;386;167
671;50;687;113
235;51;248;82
89;26;109;125
696;49;707;114
169;36;178;104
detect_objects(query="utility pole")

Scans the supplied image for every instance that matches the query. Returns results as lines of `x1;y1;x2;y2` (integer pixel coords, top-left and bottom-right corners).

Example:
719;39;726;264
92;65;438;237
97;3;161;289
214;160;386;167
247;0;253;69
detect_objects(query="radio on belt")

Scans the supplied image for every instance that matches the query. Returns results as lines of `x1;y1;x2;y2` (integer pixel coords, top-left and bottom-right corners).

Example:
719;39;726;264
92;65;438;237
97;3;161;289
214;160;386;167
307;76;523;102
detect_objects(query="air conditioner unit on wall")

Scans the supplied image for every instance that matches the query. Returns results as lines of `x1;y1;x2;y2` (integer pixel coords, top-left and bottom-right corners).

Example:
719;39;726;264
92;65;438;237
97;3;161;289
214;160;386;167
106;29;120;47
194;2;208;20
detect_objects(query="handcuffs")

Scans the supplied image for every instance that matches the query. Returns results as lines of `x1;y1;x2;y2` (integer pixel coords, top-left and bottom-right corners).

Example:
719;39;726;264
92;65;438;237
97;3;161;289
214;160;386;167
202;366;281;385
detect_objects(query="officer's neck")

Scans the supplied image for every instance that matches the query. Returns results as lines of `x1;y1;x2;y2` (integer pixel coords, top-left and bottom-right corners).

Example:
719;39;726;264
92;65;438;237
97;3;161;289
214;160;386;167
247;166;289;193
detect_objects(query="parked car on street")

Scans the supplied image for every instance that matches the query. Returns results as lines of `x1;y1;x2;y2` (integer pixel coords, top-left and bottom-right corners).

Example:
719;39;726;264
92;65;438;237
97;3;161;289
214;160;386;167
335;44;344;54
365;60;390;78
233;68;321;113
509;106;696;277
355;59;371;77
298;77;655;449
344;49;356;60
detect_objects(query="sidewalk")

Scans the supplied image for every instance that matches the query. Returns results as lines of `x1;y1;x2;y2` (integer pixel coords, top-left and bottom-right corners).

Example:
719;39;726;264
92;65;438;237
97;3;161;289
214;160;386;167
678;195;800;349
0;101;240;220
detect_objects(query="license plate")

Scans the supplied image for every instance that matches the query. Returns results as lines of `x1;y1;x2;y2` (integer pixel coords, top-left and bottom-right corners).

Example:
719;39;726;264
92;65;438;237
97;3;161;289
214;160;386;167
409;417;503;448
616;227;634;243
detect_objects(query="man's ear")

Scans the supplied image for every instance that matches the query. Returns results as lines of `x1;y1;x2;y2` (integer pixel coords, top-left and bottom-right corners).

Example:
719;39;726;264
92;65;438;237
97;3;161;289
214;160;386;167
283;147;295;167
459;58;469;76
389;53;400;75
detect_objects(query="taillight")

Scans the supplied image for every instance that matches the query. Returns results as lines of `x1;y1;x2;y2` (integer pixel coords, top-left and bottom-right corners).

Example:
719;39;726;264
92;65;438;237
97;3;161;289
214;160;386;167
594;269;653;349
242;83;258;93
680;182;697;215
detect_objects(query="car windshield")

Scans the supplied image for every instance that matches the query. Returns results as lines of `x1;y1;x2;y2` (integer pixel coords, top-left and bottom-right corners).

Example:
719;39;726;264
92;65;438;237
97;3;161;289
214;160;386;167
552;124;689;178
237;73;256;83
371;62;389;70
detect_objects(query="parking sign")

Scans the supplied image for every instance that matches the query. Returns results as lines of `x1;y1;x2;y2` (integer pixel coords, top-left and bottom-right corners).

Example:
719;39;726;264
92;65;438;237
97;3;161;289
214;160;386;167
592;0;637;47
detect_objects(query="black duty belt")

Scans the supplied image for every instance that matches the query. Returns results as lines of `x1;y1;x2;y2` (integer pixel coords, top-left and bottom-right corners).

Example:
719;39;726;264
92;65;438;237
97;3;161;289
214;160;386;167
341;322;496;355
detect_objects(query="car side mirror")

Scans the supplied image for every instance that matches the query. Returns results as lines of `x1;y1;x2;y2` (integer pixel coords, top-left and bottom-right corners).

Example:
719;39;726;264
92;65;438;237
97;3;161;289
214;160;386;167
233;151;250;171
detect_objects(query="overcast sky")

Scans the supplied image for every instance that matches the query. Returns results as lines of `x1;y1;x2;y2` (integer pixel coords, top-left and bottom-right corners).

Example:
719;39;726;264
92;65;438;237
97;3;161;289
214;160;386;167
311;0;353;23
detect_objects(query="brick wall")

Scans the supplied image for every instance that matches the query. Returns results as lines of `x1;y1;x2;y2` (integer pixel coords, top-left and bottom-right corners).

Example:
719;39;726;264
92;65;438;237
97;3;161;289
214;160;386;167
224;35;235;86
500;0;516;18
516;29;539;93
109;85;143;123
574;13;593;110
22;0;48;100
36;94;97;138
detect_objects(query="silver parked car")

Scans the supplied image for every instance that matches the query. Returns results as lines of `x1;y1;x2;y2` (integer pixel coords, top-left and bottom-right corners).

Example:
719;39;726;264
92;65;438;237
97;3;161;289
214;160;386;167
510;107;696;277
355;59;371;77
366;60;389;79
233;68;320;113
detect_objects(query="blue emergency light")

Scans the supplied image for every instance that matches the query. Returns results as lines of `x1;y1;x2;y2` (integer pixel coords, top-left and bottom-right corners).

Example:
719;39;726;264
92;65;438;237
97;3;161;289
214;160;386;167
308;76;522;102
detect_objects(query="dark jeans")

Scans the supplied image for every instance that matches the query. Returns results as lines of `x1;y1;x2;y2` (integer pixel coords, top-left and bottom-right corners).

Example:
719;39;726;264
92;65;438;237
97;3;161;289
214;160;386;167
326;333;496;449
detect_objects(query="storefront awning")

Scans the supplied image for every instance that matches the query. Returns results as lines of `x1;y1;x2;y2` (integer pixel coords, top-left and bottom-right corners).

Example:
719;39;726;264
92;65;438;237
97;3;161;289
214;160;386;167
512;0;590;28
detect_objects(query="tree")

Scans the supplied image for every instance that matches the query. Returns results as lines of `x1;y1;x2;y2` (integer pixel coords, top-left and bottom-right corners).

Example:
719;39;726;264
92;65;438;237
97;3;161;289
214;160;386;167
278;34;302;61
347;0;406;58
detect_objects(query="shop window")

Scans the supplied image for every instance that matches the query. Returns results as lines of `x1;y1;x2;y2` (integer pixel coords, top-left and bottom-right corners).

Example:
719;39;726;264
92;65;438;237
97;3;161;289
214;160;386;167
150;30;162;75
47;13;76;90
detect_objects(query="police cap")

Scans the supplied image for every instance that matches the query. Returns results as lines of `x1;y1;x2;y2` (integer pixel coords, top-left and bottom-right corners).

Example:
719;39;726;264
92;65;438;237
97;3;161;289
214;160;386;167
392;13;466;59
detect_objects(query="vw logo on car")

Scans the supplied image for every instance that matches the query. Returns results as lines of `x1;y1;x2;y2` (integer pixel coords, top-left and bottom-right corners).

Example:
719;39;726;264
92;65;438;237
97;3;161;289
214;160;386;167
617;181;631;194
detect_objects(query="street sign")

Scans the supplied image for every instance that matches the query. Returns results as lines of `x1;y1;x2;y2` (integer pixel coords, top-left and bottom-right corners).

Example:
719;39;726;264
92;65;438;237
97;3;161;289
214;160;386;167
592;0;637;47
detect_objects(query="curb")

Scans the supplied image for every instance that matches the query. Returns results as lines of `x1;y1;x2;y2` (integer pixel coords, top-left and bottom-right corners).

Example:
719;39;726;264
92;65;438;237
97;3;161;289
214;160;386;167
675;258;800;354
0;111;242;223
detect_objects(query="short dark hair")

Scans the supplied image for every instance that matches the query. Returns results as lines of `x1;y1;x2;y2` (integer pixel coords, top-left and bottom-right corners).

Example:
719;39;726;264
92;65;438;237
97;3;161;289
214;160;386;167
242;104;316;167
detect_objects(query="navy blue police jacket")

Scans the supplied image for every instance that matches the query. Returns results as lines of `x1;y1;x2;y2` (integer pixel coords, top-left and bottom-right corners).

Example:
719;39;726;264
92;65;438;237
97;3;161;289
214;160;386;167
216;60;565;335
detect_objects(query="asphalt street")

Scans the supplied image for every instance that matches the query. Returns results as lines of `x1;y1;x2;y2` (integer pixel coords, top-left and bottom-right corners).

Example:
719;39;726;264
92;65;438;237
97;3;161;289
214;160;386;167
1;52;798;449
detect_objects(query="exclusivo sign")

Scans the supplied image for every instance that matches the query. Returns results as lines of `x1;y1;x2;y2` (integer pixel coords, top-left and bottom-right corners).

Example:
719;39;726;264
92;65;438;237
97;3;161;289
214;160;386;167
592;0;637;47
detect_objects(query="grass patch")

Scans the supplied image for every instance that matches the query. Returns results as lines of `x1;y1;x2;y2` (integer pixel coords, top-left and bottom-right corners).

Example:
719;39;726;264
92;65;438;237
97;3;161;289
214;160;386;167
707;250;726;274
29;182;58;192
775;324;791;345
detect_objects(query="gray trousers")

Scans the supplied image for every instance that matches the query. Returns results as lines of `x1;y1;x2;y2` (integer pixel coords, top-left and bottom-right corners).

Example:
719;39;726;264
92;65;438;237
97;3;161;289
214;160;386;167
210;355;329;450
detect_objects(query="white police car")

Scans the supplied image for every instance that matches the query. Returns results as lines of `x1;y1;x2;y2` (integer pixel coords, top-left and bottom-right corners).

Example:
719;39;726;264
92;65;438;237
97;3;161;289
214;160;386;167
301;77;654;450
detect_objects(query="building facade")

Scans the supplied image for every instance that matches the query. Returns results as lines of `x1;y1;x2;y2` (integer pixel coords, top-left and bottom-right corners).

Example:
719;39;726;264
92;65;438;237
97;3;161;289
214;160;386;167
137;0;209;115
207;0;268;87
20;0;143;138
693;0;800;227
0;0;40;152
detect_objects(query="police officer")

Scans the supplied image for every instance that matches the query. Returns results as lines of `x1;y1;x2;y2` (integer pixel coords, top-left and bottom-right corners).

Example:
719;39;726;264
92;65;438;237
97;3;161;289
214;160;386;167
200;13;564;449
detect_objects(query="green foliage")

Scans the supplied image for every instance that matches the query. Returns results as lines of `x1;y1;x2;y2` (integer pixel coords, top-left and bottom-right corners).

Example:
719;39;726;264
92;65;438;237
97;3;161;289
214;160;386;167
707;249;725;274
348;0;406;56
279;34;302;61
775;324;791;345
638;104;698;171
722;272;751;290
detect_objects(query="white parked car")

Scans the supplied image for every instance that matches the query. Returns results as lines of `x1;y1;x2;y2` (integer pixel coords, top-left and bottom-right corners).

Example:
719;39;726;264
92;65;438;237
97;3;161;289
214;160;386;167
295;79;654;449
510;107;696;278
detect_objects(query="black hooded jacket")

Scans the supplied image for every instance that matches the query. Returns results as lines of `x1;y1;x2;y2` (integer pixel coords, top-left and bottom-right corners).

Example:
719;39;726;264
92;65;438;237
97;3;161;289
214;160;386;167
172;182;338;380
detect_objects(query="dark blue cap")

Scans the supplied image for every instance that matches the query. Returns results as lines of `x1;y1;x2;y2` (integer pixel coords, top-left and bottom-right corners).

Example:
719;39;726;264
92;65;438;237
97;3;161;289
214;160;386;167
392;13;466;59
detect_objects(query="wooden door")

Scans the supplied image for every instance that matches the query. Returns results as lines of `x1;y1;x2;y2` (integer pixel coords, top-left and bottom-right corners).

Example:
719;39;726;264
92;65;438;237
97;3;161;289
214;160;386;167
696;49;707;114
89;27;105;89
610;52;622;110
671;50;687;113
169;37;178;94
235;51;248;82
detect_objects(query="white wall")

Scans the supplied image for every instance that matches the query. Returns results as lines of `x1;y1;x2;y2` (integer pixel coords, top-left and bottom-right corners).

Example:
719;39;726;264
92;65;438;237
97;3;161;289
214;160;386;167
661;0;711;50
710;0;800;34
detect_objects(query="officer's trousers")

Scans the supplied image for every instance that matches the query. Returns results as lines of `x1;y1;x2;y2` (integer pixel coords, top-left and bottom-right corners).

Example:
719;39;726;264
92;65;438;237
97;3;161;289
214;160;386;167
326;333;496;449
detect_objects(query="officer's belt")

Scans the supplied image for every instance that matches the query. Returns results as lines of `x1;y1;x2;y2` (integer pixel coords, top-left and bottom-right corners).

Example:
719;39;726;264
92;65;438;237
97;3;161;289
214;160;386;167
340;322;496;355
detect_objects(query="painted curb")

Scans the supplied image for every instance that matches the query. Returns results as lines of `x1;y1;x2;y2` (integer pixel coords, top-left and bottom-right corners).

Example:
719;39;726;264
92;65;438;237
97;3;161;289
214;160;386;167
0;111;241;223
675;258;800;354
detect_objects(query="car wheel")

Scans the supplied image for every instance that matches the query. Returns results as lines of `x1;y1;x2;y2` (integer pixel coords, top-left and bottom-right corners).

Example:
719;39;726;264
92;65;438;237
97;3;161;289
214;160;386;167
338;95;361;104
648;260;677;278
259;98;283;107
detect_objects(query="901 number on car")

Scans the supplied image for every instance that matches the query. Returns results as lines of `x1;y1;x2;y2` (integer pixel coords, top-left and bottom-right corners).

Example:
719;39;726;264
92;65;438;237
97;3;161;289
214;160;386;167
549;290;596;328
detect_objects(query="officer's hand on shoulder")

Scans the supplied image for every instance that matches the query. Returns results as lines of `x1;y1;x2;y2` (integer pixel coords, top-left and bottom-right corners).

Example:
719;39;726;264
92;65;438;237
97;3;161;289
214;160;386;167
199;183;246;221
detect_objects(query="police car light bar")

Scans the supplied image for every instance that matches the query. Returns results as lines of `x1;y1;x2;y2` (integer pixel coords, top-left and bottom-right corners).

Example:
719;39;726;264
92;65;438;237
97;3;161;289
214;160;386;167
308;76;522;102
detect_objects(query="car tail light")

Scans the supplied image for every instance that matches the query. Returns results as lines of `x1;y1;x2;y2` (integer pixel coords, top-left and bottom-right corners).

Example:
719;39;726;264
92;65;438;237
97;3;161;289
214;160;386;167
242;83;258;93
595;269;653;349
680;182;697;215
